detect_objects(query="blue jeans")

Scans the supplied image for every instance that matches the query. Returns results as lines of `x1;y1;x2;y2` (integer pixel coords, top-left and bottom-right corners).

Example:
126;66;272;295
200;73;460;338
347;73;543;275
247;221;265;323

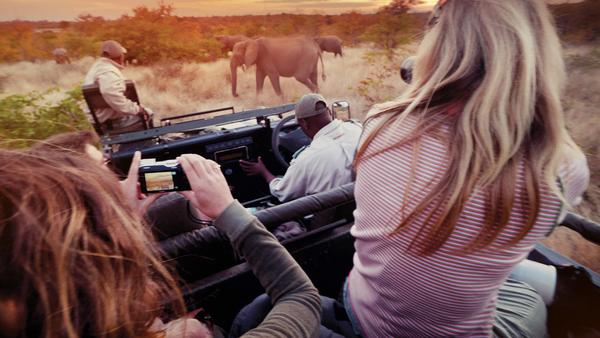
230;278;546;338
229;294;359;338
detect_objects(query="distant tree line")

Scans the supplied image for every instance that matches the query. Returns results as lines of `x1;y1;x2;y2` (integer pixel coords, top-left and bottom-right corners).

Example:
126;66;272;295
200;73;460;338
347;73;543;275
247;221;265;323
0;0;597;64
0;2;424;64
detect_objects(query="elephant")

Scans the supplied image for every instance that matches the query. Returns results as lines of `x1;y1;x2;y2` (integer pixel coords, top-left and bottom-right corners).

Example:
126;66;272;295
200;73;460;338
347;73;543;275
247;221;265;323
215;34;251;53
230;37;325;98
314;35;343;57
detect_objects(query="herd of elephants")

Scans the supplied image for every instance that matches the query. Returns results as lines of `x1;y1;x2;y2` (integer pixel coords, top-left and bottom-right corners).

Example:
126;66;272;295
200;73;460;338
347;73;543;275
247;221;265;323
215;35;343;97
52;34;344;98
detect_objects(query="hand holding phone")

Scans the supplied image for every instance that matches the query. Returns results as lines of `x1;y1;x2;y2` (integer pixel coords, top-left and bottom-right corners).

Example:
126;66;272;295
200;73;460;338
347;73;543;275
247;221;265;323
121;151;163;216
139;159;191;194
178;154;233;220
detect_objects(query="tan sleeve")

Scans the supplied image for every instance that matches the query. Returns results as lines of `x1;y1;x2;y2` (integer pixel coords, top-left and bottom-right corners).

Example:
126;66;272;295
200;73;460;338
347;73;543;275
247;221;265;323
97;70;140;116
214;201;321;338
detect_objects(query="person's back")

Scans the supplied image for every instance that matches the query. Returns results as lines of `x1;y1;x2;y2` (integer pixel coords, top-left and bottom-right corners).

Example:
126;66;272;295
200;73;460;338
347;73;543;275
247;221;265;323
347;0;589;337
350;113;588;336
283;119;361;199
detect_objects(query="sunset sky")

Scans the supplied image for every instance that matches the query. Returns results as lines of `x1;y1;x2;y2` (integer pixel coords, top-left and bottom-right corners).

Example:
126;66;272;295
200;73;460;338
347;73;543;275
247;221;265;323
0;0;438;21
0;0;581;21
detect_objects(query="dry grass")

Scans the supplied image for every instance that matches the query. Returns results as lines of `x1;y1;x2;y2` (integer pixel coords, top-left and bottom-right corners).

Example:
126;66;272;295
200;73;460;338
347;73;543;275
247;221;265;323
1;45;598;270
0;47;410;118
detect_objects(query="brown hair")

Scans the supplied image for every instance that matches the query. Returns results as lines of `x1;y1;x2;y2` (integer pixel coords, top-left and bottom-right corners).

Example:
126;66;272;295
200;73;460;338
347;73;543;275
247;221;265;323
355;0;580;255
30;130;100;154
0;149;184;337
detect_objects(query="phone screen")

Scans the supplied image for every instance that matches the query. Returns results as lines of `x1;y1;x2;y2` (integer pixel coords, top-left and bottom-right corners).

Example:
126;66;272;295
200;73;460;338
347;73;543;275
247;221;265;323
144;171;175;192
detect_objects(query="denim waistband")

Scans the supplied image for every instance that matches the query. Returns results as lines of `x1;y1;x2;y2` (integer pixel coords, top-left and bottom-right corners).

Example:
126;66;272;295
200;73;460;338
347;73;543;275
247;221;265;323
343;277;365;338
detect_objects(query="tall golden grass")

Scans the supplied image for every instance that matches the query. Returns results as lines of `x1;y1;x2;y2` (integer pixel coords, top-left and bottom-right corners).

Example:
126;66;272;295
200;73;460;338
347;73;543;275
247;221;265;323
0;45;598;270
0;47;411;117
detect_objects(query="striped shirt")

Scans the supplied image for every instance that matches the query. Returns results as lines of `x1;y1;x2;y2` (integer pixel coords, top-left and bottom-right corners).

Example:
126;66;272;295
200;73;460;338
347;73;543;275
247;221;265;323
348;107;589;337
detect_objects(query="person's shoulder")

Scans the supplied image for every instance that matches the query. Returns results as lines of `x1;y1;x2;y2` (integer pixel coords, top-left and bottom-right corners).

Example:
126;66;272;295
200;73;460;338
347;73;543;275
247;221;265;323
365;100;402;119
93;58;122;76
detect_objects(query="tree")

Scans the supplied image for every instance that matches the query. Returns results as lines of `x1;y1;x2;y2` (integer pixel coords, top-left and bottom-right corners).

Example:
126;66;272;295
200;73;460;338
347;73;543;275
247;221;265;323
379;0;424;15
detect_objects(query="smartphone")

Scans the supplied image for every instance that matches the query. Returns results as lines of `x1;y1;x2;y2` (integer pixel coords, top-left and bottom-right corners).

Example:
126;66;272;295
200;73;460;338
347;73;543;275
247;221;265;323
139;159;191;193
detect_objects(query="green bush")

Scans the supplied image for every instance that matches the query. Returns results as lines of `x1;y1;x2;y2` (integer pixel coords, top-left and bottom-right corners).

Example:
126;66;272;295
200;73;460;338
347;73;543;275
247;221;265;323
0;87;91;148
355;50;405;104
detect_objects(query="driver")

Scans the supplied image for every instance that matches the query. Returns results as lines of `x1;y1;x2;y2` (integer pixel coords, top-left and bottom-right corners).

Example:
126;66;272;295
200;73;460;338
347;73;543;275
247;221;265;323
240;93;362;202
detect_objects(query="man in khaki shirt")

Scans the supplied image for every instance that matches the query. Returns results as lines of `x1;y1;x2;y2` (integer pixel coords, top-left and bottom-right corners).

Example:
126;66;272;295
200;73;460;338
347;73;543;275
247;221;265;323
83;40;151;134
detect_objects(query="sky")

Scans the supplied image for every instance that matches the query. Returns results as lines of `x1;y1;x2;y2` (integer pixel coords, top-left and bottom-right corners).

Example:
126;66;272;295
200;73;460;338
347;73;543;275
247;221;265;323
0;0;437;21
0;0;582;21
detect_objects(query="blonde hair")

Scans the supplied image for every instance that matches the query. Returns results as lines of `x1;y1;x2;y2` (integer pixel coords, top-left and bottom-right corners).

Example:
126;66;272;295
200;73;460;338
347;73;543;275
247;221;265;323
0;150;185;337
355;0;578;254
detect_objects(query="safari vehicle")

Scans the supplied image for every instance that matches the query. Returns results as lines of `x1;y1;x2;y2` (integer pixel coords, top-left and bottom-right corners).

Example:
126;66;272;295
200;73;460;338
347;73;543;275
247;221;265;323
82;84;600;337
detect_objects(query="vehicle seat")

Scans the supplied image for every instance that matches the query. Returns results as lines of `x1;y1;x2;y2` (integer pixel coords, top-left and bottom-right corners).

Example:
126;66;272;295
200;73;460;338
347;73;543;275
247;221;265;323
81;80;144;135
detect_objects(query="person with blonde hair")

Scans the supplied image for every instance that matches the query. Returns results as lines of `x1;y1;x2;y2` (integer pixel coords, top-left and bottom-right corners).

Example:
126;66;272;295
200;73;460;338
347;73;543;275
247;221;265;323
343;0;589;337
0;149;321;337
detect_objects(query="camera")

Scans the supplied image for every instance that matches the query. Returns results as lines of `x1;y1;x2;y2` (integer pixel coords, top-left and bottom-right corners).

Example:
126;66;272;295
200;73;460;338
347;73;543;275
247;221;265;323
139;159;190;193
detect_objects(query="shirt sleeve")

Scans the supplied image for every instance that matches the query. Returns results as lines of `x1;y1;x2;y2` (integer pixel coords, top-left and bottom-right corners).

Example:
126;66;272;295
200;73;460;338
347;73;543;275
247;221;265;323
214;201;321;338
269;160;311;202
559;147;590;207
97;70;140;116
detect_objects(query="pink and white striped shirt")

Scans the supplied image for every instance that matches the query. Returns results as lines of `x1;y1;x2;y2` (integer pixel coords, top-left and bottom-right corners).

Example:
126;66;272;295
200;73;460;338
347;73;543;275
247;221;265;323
348;107;589;337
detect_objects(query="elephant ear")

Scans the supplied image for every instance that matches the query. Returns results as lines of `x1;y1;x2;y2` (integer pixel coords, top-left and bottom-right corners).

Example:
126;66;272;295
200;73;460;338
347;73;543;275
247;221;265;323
244;40;259;67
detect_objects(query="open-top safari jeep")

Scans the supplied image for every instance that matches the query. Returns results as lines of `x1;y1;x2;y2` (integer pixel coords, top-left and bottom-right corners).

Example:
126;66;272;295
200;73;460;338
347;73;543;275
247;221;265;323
83;84;600;337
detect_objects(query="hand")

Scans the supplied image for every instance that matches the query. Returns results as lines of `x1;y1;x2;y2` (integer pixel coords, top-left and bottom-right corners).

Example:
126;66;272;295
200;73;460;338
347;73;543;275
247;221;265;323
239;156;267;176
150;317;211;338
137;107;150;121
179;154;234;219
119;151;163;216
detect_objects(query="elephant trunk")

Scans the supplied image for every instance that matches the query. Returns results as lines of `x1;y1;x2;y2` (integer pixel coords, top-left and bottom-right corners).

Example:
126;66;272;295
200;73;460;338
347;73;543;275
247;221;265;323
230;59;239;97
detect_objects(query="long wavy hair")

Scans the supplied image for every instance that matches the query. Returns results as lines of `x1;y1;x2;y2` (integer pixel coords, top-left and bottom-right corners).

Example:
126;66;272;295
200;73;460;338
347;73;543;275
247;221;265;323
355;0;580;255
0;150;185;337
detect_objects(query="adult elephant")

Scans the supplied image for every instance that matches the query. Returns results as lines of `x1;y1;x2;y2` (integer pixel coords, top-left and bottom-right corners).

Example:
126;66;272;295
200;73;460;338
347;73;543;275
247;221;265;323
230;37;325;97
314;35;343;57
215;35;251;52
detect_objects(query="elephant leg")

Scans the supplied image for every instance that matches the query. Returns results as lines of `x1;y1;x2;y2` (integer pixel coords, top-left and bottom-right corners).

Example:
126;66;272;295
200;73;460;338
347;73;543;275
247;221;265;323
296;76;318;93
268;73;283;97
256;69;266;95
309;70;319;91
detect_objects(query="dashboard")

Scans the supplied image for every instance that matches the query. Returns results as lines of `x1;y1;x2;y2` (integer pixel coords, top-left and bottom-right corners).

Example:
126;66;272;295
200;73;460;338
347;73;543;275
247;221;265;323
110;123;287;203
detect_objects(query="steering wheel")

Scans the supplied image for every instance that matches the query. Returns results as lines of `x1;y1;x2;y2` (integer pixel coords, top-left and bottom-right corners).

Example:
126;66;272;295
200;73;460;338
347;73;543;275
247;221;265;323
271;115;311;169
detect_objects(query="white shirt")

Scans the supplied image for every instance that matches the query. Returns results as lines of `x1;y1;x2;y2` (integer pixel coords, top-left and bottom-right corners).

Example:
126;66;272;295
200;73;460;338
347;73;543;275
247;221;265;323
83;57;140;123
269;119;362;202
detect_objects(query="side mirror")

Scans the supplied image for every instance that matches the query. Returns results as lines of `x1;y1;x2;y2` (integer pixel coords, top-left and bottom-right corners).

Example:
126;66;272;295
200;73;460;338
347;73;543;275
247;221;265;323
332;100;351;121
400;56;416;84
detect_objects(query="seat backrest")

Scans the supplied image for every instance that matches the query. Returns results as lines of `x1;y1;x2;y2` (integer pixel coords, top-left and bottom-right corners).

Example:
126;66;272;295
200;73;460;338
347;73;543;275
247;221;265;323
81;80;141;135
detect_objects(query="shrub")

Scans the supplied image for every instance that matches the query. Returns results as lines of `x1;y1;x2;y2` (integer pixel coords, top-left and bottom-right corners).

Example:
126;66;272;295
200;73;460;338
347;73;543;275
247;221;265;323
0;87;91;148
355;49;406;104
